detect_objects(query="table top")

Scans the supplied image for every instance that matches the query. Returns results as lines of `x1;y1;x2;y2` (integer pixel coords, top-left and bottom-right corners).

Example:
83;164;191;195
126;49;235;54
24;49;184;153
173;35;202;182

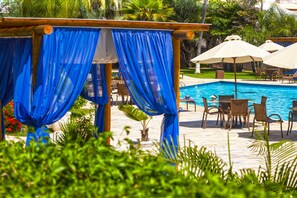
211;99;253;104
290;107;297;111
264;68;278;71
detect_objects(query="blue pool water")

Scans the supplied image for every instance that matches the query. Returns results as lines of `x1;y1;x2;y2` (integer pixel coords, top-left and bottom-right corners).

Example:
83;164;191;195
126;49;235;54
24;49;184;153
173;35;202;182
180;81;297;121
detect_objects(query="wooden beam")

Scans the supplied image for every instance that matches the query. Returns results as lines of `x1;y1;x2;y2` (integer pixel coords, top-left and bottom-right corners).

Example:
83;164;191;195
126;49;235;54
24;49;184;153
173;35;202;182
173;37;181;112
269;37;297;43
0;17;210;32
104;63;112;145
173;30;195;40
0;25;53;37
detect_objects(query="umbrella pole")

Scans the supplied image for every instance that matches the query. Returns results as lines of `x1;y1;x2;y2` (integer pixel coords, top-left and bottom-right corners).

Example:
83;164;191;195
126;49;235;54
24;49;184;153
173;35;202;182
233;58;237;99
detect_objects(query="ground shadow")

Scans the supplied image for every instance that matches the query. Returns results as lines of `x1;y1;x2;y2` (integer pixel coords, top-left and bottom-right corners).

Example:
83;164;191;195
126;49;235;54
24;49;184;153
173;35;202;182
179;120;224;129
238;130;297;142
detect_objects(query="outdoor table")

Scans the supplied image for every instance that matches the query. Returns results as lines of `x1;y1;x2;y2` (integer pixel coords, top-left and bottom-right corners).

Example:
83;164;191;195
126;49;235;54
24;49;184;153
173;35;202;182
212;98;253;128
289;107;297;111
264;68;278;81
180;99;196;111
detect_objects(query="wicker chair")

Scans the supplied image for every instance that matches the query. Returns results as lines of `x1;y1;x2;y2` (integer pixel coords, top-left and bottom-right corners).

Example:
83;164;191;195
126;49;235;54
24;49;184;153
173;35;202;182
287;101;297;135
256;68;267;80
252;103;283;138
249;96;267;114
227;99;249;130
116;82;131;105
201;97;223;129
261;96;267;105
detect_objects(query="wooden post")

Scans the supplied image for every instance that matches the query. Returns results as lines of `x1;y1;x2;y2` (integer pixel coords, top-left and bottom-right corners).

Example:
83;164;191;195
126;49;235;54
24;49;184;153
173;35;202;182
32;33;42;88
104;63;112;145
172;37;181;111
31;26;53;88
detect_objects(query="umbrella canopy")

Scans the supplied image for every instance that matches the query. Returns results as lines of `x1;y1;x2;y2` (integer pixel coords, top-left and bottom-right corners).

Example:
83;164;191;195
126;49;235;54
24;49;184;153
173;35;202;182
191;35;270;98
263;42;297;69
259;40;284;53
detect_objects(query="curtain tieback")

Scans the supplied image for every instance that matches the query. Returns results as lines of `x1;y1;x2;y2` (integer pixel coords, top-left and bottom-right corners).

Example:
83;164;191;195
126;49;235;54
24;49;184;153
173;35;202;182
26;126;50;146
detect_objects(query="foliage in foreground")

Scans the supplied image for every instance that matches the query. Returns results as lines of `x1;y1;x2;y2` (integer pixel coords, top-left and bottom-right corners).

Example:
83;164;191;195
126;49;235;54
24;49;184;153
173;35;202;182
1;134;296;197
0;136;195;197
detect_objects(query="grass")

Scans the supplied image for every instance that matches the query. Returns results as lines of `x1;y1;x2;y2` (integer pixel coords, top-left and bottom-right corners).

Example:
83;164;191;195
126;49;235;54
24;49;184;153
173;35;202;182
181;67;257;80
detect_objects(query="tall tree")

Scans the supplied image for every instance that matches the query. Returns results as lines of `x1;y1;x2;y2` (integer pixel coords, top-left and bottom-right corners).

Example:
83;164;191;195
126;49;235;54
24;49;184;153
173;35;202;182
195;0;208;73
240;4;297;46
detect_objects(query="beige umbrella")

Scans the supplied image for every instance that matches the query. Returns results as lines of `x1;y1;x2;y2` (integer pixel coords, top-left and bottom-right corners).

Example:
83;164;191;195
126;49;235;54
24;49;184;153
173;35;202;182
191;35;270;98
259;40;284;53
263;42;297;69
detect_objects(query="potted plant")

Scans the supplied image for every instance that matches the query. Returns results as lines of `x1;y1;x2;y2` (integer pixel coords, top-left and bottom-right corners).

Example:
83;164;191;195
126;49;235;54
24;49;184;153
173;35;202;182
118;104;152;141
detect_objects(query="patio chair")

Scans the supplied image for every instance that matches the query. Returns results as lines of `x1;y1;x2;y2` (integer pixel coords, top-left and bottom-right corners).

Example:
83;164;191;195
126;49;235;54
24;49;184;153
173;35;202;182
274;68;283;81
287;101;297;135
218;95;234;126
282;71;297;83
226;99;249;130
116;82;131;105
249;96;267;114
252;103;283;138
256;68;267;80
201;97;223;129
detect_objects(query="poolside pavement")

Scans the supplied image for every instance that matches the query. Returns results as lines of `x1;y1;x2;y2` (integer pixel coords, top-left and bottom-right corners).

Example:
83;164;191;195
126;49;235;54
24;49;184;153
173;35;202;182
110;76;297;172
5;75;297;173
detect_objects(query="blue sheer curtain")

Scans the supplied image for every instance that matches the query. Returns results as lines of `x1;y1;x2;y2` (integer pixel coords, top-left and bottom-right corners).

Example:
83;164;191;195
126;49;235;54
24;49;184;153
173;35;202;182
0;38;31;140
81;64;108;134
111;29;178;149
14;28;100;145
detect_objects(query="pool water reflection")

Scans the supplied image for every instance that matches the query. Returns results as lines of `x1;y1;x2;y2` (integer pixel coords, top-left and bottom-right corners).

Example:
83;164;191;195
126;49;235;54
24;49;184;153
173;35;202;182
180;81;297;121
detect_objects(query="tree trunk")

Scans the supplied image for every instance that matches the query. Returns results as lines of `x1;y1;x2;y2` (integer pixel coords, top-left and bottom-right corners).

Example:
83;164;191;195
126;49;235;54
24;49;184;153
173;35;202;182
195;0;208;73
141;128;149;141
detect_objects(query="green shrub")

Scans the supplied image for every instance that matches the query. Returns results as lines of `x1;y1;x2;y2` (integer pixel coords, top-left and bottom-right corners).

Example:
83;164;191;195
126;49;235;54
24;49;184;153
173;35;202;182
0;137;196;197
0;135;295;197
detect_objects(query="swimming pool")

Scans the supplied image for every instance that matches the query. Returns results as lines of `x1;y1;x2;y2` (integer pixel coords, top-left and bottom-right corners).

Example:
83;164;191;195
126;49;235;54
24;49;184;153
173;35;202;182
180;81;297;121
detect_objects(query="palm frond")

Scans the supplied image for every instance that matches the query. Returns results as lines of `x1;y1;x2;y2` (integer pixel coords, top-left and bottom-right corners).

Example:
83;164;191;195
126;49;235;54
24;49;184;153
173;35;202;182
153;137;227;180
249;129;297;189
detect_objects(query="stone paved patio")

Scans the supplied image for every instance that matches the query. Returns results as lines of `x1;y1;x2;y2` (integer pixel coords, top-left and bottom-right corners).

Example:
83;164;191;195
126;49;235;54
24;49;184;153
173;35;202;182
110;76;297;172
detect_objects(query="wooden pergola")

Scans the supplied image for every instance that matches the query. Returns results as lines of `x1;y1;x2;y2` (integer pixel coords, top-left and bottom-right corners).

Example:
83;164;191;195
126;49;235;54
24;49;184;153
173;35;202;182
270;37;297;43
0;17;210;142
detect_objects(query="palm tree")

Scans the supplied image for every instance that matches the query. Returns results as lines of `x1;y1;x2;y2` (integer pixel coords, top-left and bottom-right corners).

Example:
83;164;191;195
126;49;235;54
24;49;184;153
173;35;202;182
2;0;92;18
122;0;174;21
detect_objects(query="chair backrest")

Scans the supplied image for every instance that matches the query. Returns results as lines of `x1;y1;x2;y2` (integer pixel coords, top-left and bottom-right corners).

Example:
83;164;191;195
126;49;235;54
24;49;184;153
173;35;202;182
218;95;234;112
253;103;267;122
202;97;209;113
261;96;267;105
230;99;248;116
292;101;297;116
117;82;129;96
278;68;283;76
293;71;297;78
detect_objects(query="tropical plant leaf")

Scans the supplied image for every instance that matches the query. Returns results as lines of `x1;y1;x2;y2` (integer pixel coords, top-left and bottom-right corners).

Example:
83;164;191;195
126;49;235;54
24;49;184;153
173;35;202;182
118;104;149;121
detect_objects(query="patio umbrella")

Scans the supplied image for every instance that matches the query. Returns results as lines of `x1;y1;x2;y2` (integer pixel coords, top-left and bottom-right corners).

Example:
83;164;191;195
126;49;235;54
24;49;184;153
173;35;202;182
191;35;270;98
259;40;284;53
263;42;297;69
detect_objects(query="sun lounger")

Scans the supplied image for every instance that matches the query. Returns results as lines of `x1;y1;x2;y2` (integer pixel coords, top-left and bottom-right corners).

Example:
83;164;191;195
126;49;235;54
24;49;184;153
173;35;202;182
282;71;297;83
